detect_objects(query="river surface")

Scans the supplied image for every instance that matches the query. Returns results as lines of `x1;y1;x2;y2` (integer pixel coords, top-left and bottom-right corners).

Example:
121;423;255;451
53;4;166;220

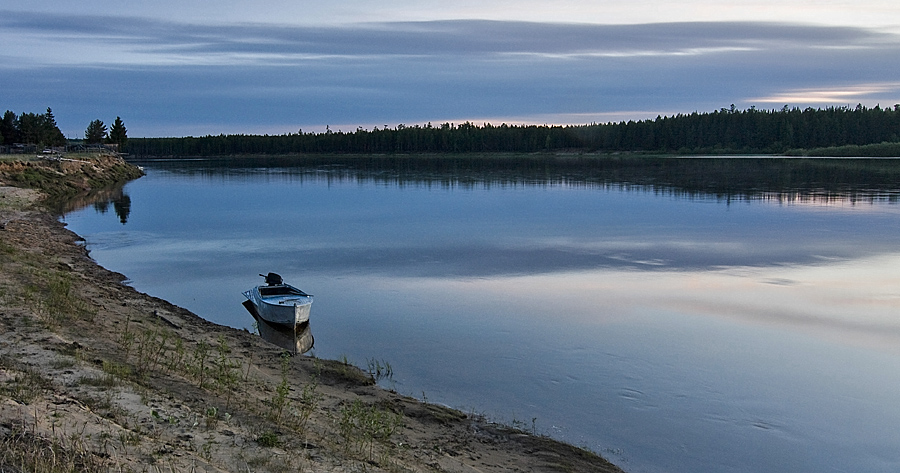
61;156;900;473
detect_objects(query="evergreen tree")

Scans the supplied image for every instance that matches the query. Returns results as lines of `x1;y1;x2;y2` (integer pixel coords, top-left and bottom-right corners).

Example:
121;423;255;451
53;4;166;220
42;108;66;146
44;107;56;126
0;110;15;145
16;112;43;145
107;116;127;149
85;119;107;144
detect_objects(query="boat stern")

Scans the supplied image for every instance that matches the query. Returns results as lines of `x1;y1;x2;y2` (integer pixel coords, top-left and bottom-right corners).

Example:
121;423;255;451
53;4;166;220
292;299;313;325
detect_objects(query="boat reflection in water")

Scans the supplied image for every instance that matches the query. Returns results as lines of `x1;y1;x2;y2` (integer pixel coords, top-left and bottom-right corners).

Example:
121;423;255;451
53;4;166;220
242;300;315;354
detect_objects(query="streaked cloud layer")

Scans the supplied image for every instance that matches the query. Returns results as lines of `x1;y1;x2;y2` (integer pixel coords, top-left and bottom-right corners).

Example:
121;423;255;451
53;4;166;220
1;2;899;137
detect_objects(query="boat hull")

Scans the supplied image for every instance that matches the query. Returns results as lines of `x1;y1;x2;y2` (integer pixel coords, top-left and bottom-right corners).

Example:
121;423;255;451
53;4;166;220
243;300;315;354
242;284;313;326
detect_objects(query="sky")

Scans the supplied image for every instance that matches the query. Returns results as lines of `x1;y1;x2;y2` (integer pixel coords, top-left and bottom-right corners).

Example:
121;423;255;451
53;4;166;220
2;1;900;137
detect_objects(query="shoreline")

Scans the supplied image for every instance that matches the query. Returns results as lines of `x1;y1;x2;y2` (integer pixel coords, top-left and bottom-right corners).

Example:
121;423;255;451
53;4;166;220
0;154;624;472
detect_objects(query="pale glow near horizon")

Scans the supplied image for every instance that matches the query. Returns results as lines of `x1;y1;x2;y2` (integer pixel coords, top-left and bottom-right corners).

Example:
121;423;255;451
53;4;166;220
753;82;900;104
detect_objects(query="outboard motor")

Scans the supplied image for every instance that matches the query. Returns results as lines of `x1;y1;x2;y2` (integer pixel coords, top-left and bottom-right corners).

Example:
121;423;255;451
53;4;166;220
261;272;283;286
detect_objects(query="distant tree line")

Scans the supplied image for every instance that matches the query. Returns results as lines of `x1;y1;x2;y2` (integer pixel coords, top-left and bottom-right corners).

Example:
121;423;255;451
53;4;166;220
0;108;127;151
125;104;900;157
127;122;580;156
570;104;900;155
5;105;898;156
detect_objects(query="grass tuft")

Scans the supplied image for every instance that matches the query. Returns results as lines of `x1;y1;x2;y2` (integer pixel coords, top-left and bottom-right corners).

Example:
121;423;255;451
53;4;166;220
0;355;53;404
0;428;108;473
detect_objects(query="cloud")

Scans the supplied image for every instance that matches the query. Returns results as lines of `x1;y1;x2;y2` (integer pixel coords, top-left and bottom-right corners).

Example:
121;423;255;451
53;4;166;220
752;83;900;104
6;1;900;30
2;10;899;136
2;12;897;65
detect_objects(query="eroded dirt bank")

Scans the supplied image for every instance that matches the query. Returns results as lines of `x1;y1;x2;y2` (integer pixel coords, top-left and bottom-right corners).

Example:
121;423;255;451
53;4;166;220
0;154;624;472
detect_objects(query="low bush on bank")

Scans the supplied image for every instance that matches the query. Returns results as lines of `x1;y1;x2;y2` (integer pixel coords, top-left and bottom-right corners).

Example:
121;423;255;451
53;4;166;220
786;141;900;157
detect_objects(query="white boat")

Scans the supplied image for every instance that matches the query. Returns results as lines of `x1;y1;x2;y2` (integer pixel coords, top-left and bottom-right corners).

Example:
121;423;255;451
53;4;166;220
242;273;313;326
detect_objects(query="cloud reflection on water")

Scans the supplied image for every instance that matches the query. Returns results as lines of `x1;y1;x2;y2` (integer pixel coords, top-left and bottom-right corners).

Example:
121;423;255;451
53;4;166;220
377;252;900;354
101;229;900;353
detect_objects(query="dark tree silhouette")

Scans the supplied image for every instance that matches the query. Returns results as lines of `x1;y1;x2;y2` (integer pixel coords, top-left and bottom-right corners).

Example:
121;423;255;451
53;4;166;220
108;116;128;149
85;119;107;144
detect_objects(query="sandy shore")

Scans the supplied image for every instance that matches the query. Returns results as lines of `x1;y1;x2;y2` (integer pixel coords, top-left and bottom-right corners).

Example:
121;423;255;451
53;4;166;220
0;154;624;472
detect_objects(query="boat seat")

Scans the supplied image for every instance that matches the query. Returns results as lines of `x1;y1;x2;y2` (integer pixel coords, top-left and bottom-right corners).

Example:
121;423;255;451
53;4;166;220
259;286;307;297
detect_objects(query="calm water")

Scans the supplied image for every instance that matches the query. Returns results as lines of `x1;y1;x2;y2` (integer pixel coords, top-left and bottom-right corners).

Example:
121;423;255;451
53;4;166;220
62;157;900;473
